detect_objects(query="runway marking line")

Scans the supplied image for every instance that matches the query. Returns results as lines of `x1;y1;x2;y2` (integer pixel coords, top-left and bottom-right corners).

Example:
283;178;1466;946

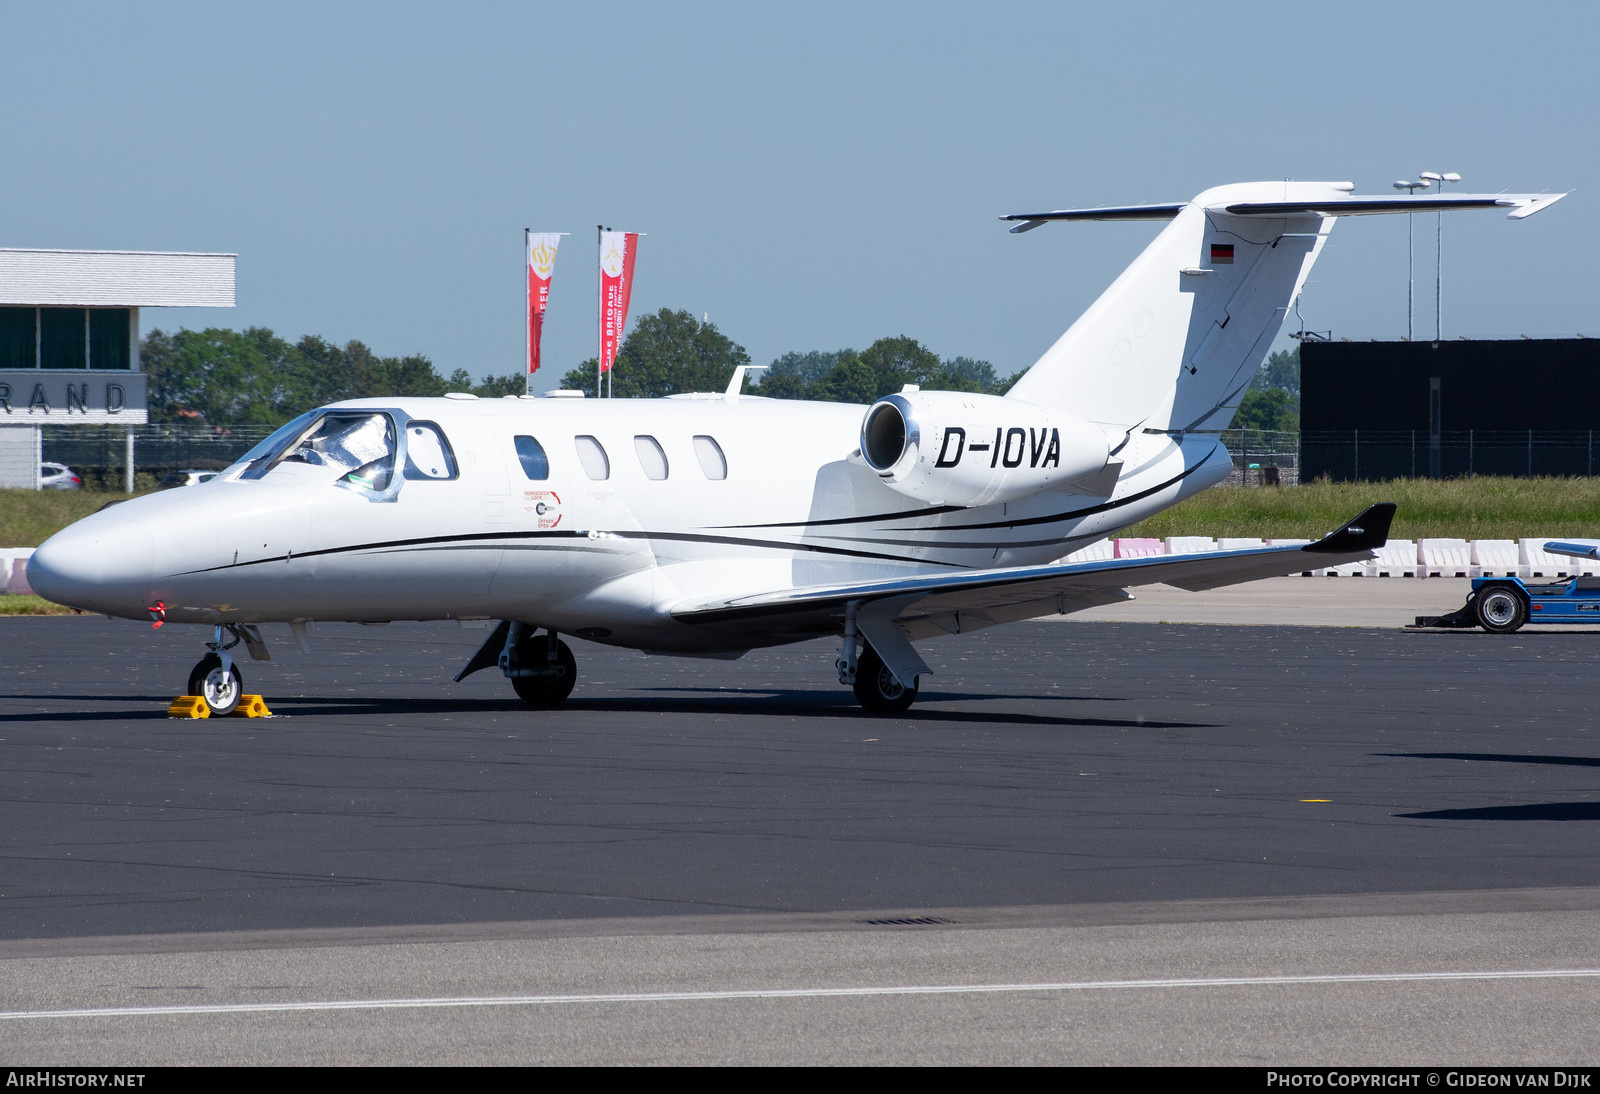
6;968;1600;1021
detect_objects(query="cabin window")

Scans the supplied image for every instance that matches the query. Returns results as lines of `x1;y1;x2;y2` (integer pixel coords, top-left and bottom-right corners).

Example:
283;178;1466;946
575;435;610;480
634;435;668;480
692;435;727;480
403;421;458;480
514;435;549;480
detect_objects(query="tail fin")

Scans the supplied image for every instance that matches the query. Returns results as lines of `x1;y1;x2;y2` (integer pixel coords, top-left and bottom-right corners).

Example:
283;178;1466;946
1003;181;1565;434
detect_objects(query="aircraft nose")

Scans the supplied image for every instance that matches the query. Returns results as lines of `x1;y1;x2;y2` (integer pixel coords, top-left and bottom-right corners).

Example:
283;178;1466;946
28;517;157;614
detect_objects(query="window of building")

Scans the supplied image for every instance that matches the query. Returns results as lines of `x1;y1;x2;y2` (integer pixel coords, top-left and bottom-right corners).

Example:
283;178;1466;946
402;421;458;480
693;435;727;480
0;307;132;369
89;310;129;370
0;309;32;370
39;309;85;370
514;435;550;480
575;435;610;480
634;435;668;480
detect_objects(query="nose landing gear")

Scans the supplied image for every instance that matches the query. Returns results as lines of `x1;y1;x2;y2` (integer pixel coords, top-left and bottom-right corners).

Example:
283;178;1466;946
188;624;246;716
188;652;243;716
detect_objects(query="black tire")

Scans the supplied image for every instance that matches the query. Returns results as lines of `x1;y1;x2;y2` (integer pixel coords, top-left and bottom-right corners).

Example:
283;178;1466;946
1474;585;1528;634
510;634;577;706
188;653;243;716
852;644;918;714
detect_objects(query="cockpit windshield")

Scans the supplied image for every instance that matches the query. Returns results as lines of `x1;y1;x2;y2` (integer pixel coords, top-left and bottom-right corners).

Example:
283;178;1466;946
236;410;398;493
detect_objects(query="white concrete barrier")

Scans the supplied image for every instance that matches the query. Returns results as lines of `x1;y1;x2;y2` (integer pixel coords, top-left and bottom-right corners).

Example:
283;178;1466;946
1113;538;1164;559
1418;538;1471;578
1471;540;1519;578
1367;540;1418;578
1060;538;1113;564
1520;539;1574;578
1217;538;1265;551
5;556;34;596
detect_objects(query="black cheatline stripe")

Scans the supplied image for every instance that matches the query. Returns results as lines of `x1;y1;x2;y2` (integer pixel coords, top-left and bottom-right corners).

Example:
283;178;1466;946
937;459;1212;532
179;527;965;576
714;458;1214;536
606;530;968;567
713;503;967;531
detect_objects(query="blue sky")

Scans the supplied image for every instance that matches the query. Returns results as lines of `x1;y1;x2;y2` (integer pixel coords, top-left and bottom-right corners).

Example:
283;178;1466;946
3;1;1593;390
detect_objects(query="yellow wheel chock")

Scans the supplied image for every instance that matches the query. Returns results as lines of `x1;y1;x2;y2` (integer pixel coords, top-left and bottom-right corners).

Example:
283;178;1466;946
167;696;210;719
232;694;272;718
166;694;272;719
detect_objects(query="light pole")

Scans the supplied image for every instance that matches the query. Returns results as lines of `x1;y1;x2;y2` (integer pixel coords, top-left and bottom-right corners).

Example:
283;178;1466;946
1420;171;1461;341
1394;178;1431;340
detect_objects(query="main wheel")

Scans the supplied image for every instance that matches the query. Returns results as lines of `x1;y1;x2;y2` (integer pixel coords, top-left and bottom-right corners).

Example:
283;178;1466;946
510;634;577;706
852;644;918;714
1474;585;1528;634
188;653;243;716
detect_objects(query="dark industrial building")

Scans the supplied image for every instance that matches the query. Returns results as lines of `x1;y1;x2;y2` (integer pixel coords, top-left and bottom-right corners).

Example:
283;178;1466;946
1300;338;1600;481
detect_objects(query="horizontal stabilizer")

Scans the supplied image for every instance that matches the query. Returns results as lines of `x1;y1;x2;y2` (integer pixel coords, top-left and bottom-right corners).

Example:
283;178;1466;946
1001;191;1566;230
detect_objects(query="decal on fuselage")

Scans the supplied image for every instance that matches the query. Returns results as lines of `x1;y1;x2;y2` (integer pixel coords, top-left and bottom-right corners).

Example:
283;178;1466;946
935;427;1061;470
523;490;562;529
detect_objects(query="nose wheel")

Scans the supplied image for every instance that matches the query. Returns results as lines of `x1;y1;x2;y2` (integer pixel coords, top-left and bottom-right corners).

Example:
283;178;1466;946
188;653;243;716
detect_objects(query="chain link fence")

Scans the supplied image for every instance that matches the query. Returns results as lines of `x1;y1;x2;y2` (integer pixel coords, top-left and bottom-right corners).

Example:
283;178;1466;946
41;425;273;486
1215;430;1300;486
1301;430;1600;482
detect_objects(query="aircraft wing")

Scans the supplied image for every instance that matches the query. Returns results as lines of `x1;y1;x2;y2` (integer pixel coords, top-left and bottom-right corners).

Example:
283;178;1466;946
672;504;1395;661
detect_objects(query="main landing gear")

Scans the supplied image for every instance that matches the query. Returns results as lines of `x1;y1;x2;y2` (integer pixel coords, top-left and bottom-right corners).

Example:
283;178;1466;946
456;621;577;706
836;609;919;714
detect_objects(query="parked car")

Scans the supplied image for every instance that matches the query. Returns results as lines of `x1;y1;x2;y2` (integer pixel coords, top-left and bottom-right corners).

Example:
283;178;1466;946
157;470;218;489
40;462;81;490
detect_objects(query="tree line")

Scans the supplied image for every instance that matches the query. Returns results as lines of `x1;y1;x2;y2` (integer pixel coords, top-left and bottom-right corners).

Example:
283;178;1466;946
140;309;1014;425
140;308;1295;430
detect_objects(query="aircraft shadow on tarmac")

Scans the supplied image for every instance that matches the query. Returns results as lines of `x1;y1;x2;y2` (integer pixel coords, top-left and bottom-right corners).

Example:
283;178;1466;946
1397;803;1600;821
1383;752;1600;821
2;691;1215;731
1380;751;1600;768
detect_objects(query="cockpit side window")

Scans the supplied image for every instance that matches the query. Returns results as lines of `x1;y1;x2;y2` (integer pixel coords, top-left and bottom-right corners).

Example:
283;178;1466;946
575;435;609;480
514;435;550;480
268;411;397;493
234;411;320;480
403;421;458;480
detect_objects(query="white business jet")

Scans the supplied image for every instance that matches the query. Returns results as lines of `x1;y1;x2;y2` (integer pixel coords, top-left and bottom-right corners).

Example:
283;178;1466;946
28;181;1564;715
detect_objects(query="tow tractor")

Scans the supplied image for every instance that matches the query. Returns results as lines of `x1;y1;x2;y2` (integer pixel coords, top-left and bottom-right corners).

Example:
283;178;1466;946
1411;541;1600;633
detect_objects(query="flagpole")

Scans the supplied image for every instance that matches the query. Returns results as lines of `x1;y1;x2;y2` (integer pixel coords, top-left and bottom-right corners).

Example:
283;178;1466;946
524;228;532;396
596;224;603;399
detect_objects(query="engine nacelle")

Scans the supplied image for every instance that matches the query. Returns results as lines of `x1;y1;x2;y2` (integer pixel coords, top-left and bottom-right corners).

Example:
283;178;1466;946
859;390;1111;507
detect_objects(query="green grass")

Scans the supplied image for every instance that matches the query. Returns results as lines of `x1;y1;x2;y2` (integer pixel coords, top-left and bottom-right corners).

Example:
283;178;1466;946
0;594;81;617
1122;477;1600;540
0;489;152;548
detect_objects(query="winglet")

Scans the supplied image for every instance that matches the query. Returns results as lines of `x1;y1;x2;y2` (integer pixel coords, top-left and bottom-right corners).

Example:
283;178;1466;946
1301;503;1396;555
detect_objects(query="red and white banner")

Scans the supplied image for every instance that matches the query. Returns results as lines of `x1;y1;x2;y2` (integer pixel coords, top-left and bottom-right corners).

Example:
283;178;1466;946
526;232;562;375
598;231;638;373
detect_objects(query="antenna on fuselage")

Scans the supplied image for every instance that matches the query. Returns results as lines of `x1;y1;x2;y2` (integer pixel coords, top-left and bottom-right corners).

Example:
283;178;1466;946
725;364;769;403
